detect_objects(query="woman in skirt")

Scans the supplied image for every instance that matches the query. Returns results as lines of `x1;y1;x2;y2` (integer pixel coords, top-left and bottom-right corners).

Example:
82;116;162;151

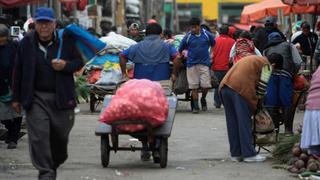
301;67;320;155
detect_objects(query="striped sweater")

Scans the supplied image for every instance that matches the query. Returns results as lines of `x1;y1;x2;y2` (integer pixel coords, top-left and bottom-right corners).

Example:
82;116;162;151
306;67;320;110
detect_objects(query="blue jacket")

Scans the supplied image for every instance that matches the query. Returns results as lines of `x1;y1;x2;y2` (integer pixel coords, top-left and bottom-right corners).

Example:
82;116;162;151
179;30;215;67
12;31;84;110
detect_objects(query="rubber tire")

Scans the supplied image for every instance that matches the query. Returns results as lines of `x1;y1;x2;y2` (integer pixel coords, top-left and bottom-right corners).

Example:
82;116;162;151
159;138;168;168
90;93;96;112
101;135;110;167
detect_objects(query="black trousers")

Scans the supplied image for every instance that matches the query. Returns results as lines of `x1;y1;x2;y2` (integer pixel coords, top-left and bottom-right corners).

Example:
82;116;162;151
26;91;75;180
1;117;22;143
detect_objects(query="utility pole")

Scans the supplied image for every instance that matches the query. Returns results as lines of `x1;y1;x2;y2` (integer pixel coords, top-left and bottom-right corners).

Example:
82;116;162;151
53;0;61;19
173;0;179;33
115;0;126;34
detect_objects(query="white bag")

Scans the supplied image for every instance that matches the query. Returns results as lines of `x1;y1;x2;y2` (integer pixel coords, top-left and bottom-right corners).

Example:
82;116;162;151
95;69;122;85
100;32;137;53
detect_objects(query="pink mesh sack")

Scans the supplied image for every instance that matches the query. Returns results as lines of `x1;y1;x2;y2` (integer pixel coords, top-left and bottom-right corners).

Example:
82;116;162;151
100;79;169;132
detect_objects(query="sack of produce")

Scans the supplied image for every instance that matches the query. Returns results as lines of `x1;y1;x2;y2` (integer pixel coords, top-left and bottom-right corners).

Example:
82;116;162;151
100;79;169;132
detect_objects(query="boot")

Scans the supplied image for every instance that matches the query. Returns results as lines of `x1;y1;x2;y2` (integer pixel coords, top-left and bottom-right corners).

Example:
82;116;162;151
192;99;200;114
283;107;294;135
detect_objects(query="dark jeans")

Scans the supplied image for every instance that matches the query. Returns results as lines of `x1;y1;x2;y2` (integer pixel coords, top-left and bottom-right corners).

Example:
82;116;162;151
220;86;256;158
213;70;227;107
27;91;75;180
1;117;22;143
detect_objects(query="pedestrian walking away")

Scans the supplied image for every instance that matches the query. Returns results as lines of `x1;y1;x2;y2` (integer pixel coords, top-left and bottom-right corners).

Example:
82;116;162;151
120;22;179;162
211;25;235;108
12;7;84;180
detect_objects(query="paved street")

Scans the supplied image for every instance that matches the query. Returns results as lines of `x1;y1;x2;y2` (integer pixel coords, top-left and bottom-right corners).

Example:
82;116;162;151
0;93;303;180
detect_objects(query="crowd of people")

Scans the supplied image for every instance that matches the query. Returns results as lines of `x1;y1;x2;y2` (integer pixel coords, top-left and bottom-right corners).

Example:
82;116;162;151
1;6;320;180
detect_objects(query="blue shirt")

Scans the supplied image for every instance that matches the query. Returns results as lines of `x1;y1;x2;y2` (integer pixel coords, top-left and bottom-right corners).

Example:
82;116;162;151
179;30;215;67
120;35;177;81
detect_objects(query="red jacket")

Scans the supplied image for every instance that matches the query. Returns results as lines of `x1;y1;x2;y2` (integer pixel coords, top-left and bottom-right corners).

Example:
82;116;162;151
212;35;235;71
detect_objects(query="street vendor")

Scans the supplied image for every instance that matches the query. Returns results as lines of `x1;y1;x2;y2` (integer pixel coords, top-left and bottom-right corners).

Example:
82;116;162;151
119;23;179;161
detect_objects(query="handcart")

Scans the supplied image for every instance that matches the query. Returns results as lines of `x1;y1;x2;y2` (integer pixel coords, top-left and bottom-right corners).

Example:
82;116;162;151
87;84;119;112
95;95;177;168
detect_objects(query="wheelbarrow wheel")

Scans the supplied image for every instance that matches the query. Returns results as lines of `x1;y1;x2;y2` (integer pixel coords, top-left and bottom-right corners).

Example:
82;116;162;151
101;135;110;167
90;93;97;112
159;138;168;168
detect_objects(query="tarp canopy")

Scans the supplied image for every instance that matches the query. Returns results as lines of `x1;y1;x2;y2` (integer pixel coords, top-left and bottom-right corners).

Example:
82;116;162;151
241;0;317;23
282;0;320;5
0;0;45;8
233;22;264;31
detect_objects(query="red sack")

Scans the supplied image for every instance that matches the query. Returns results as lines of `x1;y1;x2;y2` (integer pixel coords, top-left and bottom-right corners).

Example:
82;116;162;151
294;75;306;90
99;79;169;132
87;69;101;84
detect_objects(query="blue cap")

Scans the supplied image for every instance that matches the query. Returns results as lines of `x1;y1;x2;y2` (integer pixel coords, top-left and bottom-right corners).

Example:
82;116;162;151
268;32;281;41
34;7;55;21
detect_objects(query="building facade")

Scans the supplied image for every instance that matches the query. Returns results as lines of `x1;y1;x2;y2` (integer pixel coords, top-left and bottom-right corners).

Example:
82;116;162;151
171;0;260;31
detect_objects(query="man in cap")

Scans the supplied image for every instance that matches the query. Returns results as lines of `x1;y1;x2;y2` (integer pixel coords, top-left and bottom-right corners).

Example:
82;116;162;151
12;7;83;180
253;16;286;52
128;23;143;42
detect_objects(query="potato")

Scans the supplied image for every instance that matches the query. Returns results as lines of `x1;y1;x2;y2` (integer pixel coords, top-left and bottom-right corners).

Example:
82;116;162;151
288;157;299;165
300;153;309;162
288;166;299;174
292;147;302;157
298;167;306;173
307;162;318;172
294;143;301;148
295;160;305;169
307;159;316;166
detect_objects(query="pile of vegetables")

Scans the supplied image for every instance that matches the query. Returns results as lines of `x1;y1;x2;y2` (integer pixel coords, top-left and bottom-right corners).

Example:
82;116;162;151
287;142;320;174
272;125;320;176
75;75;89;102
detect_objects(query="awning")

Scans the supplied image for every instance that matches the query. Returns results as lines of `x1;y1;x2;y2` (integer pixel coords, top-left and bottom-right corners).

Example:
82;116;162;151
233;23;264;31
282;0;320;5
0;0;45;8
59;0;78;2
241;0;317;23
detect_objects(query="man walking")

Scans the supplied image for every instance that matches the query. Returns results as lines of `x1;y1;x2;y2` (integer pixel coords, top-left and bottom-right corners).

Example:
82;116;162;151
12;7;83;180
211;25;235;108
179;17;215;113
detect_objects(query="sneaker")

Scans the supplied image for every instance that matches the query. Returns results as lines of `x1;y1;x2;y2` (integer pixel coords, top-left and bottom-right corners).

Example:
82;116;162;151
192;108;200;114
230;156;243;162
140;151;151;161
243;154;266;162
7;142;17;149
74;108;80;114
